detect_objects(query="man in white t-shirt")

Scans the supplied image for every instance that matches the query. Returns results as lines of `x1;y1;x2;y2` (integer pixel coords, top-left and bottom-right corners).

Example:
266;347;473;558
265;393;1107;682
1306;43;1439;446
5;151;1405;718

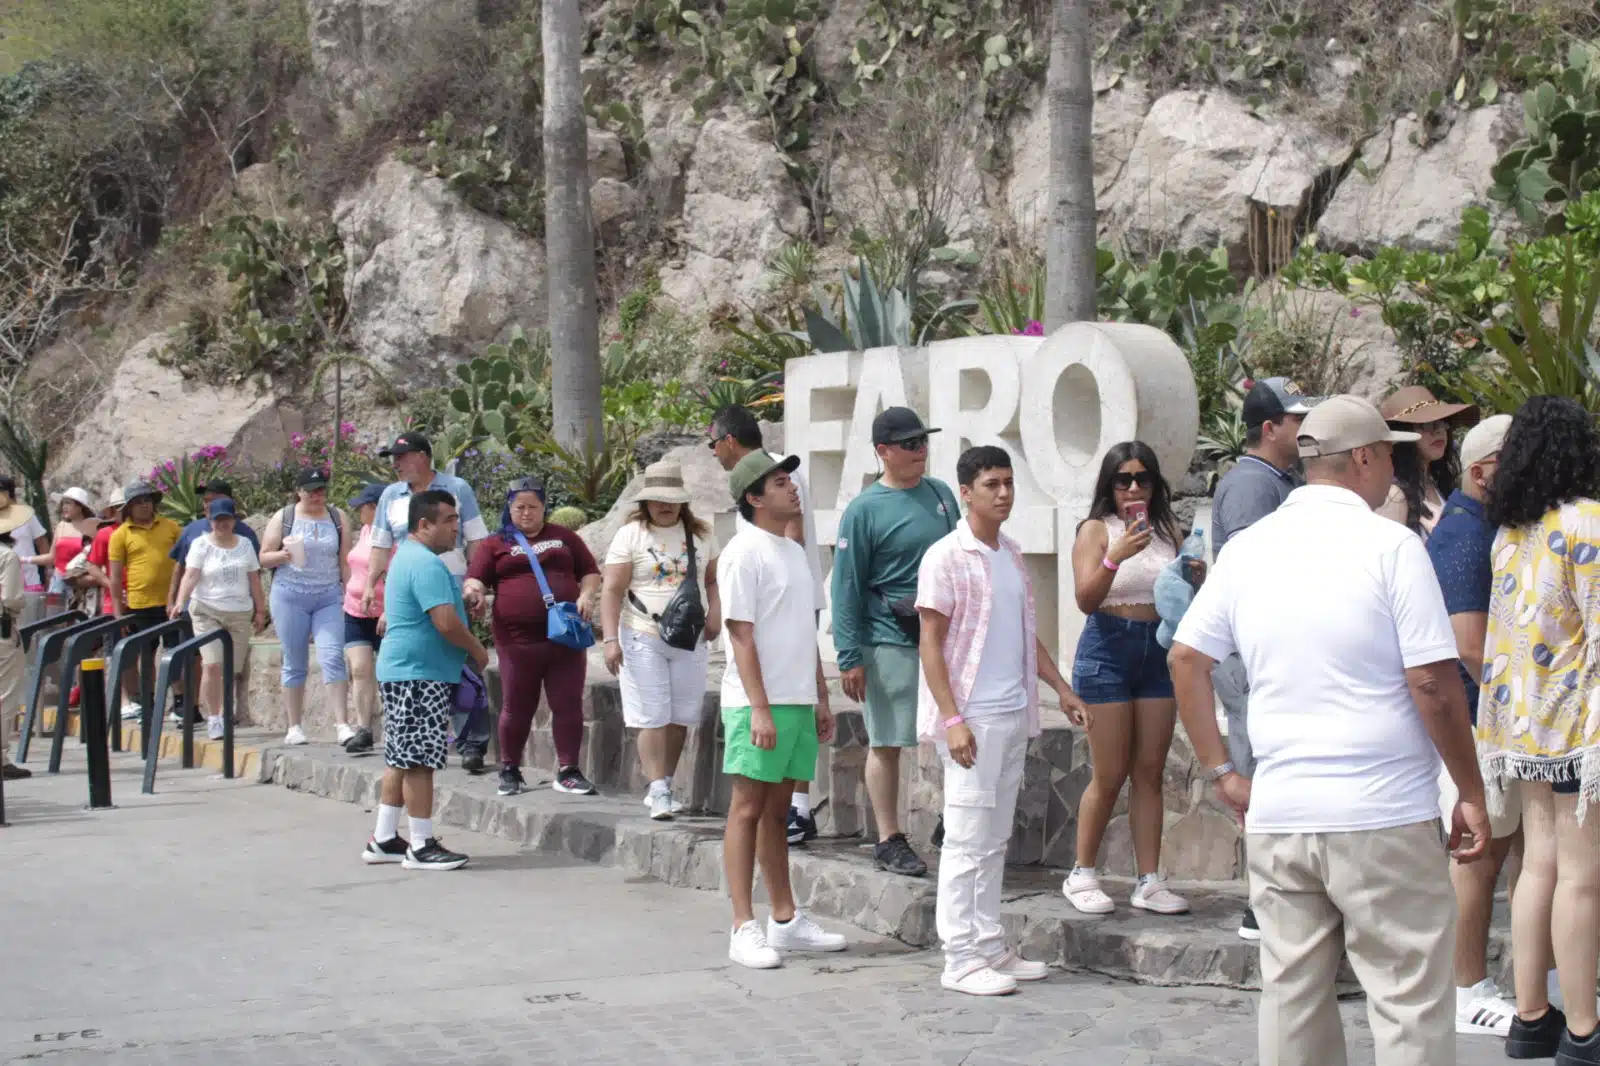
916;446;1088;997
718;450;847;969
708;405;827;845
1170;395;1490;1066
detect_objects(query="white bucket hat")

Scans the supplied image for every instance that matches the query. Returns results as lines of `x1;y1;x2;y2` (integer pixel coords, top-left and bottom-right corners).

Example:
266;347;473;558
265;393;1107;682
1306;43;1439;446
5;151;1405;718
634;461;692;505
61;486;94;513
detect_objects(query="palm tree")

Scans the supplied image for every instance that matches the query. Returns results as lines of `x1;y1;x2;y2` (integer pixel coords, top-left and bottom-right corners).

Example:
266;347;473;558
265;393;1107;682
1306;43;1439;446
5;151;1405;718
543;0;603;453
1045;0;1096;331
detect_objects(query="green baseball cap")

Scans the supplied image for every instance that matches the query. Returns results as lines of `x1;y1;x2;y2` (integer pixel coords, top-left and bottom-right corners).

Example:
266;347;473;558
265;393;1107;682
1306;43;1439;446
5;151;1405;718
728;450;801;505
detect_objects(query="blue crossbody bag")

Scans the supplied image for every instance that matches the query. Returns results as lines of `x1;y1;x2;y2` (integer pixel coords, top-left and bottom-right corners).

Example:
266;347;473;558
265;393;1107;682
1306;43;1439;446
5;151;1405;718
511;528;595;650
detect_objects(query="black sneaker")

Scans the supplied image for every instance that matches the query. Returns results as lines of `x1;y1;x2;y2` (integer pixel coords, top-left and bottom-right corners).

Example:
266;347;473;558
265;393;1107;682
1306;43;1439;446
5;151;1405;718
402;837;468;871
344;726;375;755
931;816;944;850
1560;1024;1600;1065
361;835;408;865
497;767;526;796
787;807;819;845
460;750;486;775
553;765;597;795
874;833;928;877
2;763;31;780
1239;907;1261;942
1509;1006;1567;1059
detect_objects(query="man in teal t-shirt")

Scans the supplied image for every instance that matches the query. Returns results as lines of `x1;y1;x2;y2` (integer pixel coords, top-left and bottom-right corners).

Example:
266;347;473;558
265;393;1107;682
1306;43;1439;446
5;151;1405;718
832;406;958;878
361;489;488;872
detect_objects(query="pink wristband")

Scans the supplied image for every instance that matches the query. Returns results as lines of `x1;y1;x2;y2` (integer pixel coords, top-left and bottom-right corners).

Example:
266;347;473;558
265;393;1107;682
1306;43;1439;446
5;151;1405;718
1102;556;1120;571
944;714;965;728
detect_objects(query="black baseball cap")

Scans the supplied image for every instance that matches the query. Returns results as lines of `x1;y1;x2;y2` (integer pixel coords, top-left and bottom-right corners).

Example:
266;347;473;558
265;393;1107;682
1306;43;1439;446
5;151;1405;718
870;406;941;446
197;479;233;496
295;467;329;490
378;431;432;458
1241;377;1323;428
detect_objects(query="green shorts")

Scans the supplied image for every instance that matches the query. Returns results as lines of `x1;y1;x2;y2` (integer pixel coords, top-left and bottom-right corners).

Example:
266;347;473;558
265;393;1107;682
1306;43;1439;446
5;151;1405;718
861;643;920;748
722;704;819;783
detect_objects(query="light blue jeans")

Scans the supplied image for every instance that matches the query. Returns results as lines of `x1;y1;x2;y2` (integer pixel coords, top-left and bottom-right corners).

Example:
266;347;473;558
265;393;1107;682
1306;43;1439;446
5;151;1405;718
271;581;348;687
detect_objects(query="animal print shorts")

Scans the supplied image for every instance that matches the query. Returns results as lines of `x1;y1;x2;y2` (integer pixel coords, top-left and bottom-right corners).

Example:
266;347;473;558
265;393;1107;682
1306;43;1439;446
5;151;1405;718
380;679;454;770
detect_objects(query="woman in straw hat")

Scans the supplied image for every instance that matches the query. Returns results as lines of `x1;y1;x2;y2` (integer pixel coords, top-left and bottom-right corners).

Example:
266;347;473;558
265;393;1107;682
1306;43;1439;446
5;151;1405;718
598;461;721;820
1377;385;1479;540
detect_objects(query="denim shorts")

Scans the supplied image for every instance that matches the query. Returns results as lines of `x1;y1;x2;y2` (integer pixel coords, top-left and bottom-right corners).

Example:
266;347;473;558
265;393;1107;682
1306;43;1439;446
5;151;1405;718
1071;612;1174;705
344;612;382;651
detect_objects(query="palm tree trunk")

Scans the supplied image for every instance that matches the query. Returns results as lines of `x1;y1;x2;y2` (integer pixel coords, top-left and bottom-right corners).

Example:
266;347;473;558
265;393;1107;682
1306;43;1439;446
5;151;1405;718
543;0;603;453
1045;0;1097;331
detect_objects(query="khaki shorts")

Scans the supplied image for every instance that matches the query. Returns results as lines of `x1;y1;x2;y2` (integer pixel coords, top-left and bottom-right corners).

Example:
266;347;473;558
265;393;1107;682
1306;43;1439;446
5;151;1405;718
191;605;253;674
1438;764;1521;839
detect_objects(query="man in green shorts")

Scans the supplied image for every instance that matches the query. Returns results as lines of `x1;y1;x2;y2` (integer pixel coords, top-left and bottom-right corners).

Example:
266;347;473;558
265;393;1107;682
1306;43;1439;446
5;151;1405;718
719;450;848;969
832;407;959;877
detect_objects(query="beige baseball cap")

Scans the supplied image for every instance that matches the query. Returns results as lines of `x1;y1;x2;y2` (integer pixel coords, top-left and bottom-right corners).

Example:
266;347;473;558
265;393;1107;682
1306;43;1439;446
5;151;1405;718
1297;394;1421;458
1460;413;1512;467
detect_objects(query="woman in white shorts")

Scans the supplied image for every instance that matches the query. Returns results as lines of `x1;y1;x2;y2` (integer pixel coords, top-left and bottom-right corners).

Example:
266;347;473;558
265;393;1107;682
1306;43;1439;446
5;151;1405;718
170;499;266;739
599;462;720;821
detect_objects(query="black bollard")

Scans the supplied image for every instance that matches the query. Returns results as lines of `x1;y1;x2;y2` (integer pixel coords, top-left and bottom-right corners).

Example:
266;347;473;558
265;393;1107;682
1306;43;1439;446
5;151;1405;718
82;658;112;810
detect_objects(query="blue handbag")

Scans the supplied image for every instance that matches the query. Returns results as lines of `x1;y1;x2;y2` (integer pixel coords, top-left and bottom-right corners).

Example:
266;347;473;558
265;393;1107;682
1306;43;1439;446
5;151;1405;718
511;528;595;650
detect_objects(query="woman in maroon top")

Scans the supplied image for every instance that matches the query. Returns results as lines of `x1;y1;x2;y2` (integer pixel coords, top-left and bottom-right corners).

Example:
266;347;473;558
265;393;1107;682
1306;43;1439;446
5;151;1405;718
465;477;601;797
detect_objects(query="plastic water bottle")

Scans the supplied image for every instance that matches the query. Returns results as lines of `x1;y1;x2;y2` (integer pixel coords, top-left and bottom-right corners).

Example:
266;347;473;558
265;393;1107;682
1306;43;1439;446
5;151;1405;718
1181;527;1207;561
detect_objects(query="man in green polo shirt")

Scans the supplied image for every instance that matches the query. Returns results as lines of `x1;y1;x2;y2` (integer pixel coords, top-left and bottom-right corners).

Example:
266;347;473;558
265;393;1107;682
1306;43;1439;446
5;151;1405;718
832;407;959;878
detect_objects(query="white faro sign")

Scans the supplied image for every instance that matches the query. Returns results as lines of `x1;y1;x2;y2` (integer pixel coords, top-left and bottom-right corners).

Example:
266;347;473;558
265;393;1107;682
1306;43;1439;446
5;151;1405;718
784;322;1199;665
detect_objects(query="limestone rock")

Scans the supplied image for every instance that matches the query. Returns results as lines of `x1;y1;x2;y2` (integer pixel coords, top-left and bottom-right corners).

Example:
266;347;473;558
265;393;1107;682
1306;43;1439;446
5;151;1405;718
589;177;640;237
306;0;440;126
587;129;628;182
810;0;869;90
1316;104;1520;255
335;158;548;386
1008;78;1151;231
52;333;292;501
1101;90;1351;273
659;118;809;314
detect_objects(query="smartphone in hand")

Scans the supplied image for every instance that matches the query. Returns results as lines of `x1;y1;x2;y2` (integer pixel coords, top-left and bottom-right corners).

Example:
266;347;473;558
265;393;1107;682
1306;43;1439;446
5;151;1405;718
1127;501;1150;530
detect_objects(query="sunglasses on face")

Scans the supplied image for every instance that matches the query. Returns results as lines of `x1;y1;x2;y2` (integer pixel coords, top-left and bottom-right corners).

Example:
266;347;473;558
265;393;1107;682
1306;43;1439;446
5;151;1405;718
706;433;729;452
1112;471;1154;490
894;436;929;452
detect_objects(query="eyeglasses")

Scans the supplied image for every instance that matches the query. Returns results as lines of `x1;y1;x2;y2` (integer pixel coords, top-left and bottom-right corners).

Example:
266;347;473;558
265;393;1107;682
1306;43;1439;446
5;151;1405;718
706;433;729;452
894;436;929;452
1111;471;1154;490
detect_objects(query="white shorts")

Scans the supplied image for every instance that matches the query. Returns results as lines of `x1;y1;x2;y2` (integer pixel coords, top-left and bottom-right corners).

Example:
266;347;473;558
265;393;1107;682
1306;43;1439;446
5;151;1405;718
1439;764;1522;839
618;626;709;729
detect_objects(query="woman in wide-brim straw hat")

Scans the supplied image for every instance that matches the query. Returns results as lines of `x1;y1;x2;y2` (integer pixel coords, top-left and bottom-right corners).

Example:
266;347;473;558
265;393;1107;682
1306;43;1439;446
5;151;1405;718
598;461;722;820
1376;385;1480;540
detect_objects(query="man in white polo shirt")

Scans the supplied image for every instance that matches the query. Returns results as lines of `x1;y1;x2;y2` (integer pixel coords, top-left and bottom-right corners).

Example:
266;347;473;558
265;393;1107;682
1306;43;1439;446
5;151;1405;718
1169;394;1490;1066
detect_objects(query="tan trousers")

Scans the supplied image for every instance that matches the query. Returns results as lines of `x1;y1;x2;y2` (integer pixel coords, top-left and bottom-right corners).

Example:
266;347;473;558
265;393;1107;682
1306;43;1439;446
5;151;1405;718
1250;819;1455;1066
0;636;23;766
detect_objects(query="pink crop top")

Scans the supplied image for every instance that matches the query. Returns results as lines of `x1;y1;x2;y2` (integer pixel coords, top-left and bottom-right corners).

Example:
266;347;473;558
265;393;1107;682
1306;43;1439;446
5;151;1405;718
1098;514;1176;608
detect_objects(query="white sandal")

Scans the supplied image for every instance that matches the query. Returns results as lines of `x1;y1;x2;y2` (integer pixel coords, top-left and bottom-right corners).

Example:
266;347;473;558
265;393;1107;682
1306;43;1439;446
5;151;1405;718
1130;875;1190;915
1063;869;1115;915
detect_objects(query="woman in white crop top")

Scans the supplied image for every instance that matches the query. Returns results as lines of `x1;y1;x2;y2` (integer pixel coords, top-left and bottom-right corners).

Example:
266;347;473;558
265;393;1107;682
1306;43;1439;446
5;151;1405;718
1063;441;1203;919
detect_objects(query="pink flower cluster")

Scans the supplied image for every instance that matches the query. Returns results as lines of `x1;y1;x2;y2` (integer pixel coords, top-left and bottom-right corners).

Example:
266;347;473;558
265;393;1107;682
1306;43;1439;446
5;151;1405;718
1014;320;1045;337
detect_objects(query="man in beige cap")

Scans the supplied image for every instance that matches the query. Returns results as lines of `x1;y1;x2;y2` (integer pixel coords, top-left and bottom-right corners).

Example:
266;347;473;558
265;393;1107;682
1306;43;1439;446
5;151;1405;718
1170;394;1490;1066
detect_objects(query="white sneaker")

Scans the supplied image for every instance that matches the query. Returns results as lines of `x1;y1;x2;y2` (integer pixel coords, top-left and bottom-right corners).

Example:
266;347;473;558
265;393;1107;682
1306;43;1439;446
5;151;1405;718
1456;978;1516;1036
767;910;847;953
641;791;687;814
1063;868;1115;915
941;965;1018;997
120;701;143;721
989;949;1049;982
336;723;356;745
284;725;308;746
729;920;781;969
1130;874;1190;915
648;788;674;821
206;715;225;741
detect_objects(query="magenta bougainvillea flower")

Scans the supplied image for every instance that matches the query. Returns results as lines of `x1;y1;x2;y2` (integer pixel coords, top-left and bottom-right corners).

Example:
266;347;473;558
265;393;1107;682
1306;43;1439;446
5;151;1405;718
1014;320;1045;337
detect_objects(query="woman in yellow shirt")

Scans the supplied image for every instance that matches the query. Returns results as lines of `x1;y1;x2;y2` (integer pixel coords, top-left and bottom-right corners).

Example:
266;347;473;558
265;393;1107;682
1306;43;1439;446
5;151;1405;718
1478;396;1600;1057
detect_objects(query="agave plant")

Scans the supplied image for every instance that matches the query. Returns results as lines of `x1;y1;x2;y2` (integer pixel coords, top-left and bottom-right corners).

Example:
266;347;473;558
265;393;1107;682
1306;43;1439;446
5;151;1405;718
0;413;48;520
801;257;975;351
1196;409;1248;468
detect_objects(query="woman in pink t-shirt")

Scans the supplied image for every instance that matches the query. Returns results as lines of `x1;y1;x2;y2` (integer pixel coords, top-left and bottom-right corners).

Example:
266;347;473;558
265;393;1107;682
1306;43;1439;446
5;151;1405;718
339;483;386;754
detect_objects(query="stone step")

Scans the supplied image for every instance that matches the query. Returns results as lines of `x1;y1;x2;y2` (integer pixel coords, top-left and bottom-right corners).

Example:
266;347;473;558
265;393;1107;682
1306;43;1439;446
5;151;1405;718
260;743;1287;988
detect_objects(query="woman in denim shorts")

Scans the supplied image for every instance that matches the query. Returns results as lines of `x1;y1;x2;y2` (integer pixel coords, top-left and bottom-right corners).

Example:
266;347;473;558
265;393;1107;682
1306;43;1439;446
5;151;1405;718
1064;442;1202;918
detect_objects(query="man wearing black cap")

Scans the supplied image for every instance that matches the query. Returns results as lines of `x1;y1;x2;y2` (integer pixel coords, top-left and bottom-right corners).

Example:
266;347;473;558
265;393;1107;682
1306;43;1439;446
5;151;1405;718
1207;375;1322;941
832;405;960;877
365;431;490;768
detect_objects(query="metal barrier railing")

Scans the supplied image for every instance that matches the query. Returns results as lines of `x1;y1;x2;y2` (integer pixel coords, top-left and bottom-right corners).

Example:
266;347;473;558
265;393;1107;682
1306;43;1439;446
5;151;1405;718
106;617;193;756
16;613;118;765
142;628;234;794
46;616;139;774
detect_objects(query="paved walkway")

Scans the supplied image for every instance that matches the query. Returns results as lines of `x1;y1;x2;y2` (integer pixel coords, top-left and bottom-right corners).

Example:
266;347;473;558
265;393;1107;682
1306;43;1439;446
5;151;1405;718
2;752;1508;1065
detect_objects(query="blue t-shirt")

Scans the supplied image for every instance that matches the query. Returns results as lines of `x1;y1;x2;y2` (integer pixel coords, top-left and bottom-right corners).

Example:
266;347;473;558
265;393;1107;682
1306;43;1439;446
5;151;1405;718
1425;489;1495;719
171;516;259;564
377;539;468;683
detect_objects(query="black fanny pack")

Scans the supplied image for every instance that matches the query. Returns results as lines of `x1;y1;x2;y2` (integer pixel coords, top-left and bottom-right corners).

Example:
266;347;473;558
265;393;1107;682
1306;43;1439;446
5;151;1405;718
876;589;921;643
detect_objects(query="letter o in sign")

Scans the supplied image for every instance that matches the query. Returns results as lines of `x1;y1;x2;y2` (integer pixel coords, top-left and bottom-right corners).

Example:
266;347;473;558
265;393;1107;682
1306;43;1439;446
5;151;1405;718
1018;323;1142;503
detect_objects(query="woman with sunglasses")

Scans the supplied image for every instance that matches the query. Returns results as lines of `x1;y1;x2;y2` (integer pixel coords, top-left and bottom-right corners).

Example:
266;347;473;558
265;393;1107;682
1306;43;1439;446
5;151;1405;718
464;477;602;798
1376;386;1477;540
1064;442;1196;917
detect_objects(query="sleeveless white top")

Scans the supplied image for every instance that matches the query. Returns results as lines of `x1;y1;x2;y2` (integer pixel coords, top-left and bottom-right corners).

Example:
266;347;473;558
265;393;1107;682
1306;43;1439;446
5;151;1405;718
1099;514;1176;608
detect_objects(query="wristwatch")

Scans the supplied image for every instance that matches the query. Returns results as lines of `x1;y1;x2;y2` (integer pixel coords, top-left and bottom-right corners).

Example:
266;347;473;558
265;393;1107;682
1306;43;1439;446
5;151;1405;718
1205;760;1236;781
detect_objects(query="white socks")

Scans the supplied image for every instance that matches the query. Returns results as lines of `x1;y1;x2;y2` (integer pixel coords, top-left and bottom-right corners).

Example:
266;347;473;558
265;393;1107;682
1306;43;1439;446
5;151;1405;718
649;777;669;796
410;816;434;845
792;792;811;817
374;803;402;842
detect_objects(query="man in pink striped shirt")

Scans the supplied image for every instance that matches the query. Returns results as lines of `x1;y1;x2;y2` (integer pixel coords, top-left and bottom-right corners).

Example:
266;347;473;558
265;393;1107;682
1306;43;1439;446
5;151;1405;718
916;445;1090;997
